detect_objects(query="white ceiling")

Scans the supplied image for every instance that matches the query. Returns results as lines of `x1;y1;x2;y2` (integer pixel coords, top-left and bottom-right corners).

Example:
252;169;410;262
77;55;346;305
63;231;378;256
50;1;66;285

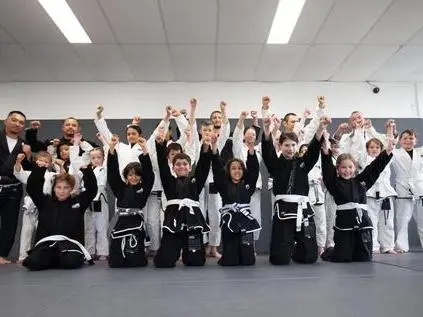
1;0;423;82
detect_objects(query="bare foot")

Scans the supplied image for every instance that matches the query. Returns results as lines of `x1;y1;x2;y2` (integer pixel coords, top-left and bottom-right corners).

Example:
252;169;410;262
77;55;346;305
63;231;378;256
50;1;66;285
394;248;406;254
0;257;12;264
318;247;324;256
208;246;222;259
383;249;397;255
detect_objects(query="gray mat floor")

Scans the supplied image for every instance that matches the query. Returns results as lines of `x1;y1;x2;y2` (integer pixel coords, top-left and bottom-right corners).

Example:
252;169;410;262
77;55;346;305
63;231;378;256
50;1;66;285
1;254;423;317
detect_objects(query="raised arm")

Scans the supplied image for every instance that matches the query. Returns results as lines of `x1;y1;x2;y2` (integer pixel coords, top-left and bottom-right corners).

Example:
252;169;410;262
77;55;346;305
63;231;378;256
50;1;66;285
232;111;248;160
94;105;113;144
303;96;328;144
25;121;47;152
26;165;48;211
13;153;32;184
244;148;259;196
147;106;172;155
321;148;337;196
76;166;98;212
261;117;278;175
217;101;230;152
303;117;330;171
194;142;212;193
156;137;173;195
107;135;125;199
138;138;155;199
261;96;273;119
211;152;226;195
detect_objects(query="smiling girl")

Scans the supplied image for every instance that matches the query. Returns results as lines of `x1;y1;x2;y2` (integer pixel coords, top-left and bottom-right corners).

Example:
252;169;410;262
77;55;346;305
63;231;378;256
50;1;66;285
321;133;396;262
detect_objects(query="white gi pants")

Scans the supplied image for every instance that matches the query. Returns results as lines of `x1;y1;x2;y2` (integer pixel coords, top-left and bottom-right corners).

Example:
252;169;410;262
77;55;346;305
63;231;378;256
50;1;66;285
144;192;163;251
84;200;109;256
200;182;222;246
395;198;423;252
250;189;262;241
367;197;395;252
19;196;38;261
325;191;336;248
313;204;326;249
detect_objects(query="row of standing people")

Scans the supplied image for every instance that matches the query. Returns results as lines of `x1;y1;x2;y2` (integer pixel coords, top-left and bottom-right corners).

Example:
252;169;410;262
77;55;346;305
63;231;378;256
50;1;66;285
1;96;422;269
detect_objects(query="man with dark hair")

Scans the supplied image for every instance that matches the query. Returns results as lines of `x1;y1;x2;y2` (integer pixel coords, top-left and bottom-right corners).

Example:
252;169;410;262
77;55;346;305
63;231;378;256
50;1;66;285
1;111;32;264
25;117;98;155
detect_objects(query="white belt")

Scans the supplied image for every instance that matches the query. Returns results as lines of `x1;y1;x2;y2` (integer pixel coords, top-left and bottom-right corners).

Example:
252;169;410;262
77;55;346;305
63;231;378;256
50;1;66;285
275;194;309;232
167;198;200;215
337;203;367;211
35;235;93;264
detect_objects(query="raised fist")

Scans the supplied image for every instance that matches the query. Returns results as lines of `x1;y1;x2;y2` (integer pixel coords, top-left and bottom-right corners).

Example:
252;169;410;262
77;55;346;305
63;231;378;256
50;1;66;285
262;96;270;109
250;110;258;119
165;106;173;116
96;105;104;117
317;96;327;106
263;117;272;127
22;143;31;155
303;109;311;118
171;108;181;117
190;98;197;108
240;111;249;119
132;116;141;125
110;134;119;146
16;153;26;163
320;116;332;127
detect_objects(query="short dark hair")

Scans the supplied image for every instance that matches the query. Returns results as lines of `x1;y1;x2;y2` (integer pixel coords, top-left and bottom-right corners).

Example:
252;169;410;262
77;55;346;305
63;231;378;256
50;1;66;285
298;144;308;154
200;120;213;128
123;162;142;180
63;117;79;126
167;142;182;157
283;113;297;122
400;129;417;139
126;124;143;136
210;110;221;120
7;111;26;120
279;132;298;145
172;153;191;166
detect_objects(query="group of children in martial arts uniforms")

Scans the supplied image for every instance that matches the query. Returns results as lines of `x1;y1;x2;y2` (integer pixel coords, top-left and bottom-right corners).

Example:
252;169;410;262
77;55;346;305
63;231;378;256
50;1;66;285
10;95;423;271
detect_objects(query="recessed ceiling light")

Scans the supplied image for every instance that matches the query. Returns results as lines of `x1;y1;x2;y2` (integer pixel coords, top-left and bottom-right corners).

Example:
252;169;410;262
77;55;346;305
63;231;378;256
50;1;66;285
267;0;306;44
39;0;92;43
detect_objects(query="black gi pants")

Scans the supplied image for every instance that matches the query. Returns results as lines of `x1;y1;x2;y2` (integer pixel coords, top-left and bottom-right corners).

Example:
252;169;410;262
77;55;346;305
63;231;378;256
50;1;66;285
154;230;205;268
269;215;318;265
321;210;373;262
23;240;85;271
0;184;23;258
218;227;255;266
108;215;147;268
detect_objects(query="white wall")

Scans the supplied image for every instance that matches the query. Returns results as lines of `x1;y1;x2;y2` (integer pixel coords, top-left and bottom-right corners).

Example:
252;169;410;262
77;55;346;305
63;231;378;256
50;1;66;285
0;81;420;119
